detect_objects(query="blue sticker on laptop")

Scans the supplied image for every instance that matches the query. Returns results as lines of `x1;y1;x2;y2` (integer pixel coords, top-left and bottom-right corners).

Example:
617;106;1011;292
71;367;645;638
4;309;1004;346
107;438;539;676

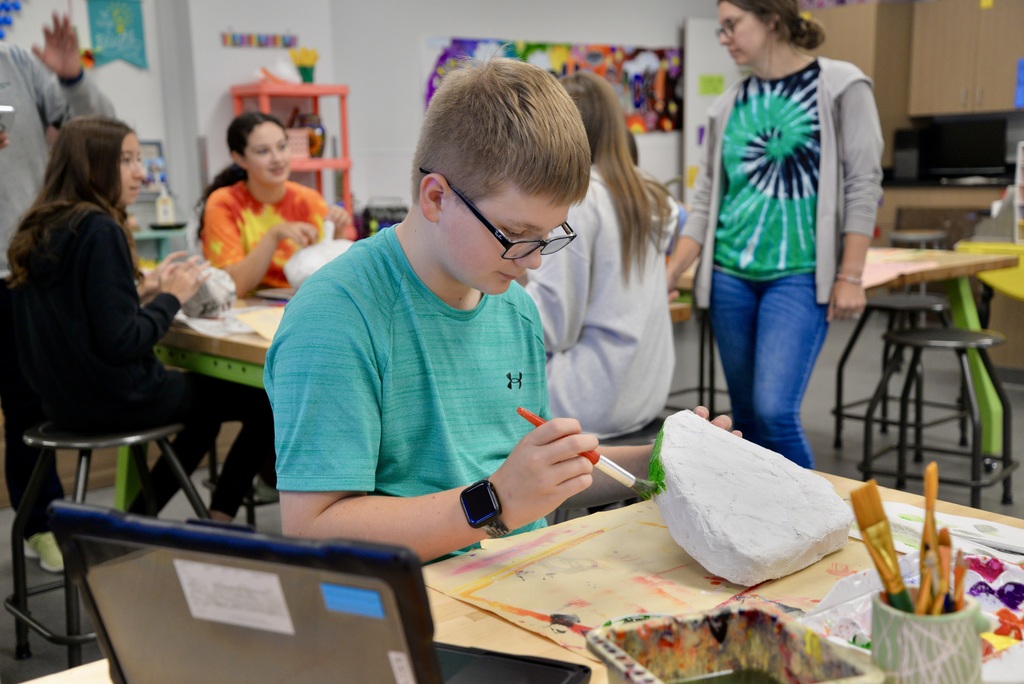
321;583;386;619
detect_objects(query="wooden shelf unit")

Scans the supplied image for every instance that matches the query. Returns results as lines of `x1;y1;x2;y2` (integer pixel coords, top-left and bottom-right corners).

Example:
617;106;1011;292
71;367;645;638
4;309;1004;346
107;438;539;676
230;81;352;210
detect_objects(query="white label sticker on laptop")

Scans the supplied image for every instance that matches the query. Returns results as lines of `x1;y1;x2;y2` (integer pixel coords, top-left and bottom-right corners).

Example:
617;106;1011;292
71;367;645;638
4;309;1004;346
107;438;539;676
387;651;417;684
173;558;295;635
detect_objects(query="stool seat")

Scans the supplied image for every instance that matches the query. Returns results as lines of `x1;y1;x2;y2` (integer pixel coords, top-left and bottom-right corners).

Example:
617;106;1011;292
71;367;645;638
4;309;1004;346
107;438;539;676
22;422;185;451
890;230;947;248
883;328;1005;350
862;325;1015;509
865;293;949;314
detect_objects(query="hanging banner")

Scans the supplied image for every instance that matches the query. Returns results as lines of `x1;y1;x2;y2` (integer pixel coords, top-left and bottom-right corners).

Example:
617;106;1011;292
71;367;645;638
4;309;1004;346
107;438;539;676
87;0;147;69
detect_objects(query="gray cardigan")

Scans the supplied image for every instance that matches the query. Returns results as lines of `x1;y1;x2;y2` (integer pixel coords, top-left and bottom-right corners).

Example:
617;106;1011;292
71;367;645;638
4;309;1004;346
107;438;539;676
0;44;114;277
681;57;883;307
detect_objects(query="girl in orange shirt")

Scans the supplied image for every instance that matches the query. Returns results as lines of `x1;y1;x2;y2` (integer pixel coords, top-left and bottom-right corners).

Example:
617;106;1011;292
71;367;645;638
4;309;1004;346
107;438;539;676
199;112;356;294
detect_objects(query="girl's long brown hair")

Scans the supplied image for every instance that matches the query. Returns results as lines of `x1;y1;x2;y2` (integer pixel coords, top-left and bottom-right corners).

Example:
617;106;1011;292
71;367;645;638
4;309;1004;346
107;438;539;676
559;71;673;282
7;116;137;286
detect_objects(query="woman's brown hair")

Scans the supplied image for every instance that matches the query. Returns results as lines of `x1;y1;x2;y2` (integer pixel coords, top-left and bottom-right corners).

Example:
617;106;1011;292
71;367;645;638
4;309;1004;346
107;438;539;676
721;0;825;50
7;116;137;286
559;70;673;282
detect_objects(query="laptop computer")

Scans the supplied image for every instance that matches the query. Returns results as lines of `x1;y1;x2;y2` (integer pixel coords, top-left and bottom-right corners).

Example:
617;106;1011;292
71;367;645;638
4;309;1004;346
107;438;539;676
49;501;591;684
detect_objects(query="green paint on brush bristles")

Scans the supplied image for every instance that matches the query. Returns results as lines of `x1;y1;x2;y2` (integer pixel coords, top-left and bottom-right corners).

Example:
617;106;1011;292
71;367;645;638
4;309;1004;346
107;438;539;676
647;426;667;496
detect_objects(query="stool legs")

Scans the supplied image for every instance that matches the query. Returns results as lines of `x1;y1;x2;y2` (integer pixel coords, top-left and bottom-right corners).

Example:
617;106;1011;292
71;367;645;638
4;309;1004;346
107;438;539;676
862;344;907;481
6;447;91;667
834;310;873;448
8;448;56;660
154;438;210;519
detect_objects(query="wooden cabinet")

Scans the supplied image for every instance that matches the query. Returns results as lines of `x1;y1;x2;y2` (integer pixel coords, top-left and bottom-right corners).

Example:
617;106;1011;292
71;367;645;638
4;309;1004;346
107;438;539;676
807;1;913;169
230;81;352;210
908;0;1024;116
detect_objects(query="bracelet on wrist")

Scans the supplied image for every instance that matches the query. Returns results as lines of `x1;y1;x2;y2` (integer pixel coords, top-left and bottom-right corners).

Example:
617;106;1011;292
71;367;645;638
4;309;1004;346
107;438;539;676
835;273;863;286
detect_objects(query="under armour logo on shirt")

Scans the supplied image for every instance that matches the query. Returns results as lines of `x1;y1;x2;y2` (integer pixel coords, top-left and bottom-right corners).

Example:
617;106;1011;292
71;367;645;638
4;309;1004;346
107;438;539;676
506;372;522;389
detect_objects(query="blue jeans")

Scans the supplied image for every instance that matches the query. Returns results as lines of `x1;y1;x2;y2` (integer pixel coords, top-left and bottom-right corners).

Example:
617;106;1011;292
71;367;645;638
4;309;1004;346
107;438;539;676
709;270;828;469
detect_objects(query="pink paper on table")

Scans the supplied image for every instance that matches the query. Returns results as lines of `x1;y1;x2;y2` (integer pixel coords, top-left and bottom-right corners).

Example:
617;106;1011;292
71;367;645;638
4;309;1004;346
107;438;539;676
861;259;940;289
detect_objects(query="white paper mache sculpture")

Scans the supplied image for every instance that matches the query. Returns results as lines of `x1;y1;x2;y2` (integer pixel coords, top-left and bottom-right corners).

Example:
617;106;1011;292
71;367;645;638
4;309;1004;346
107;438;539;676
283;239;353;289
181;267;236;319
652;410;852;586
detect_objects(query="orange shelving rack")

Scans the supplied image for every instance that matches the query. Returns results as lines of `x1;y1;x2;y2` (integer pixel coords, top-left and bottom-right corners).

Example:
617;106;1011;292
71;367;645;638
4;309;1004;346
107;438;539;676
230;81;352;211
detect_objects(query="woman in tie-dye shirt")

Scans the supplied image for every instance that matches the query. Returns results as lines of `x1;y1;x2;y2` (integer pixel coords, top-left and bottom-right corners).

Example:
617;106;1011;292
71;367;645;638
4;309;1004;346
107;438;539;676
199;112;356;295
666;0;882;469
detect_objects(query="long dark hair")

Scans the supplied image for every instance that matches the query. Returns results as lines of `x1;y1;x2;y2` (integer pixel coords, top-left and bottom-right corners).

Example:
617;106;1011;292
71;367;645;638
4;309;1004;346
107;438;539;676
195;111;286;235
8;116;137;286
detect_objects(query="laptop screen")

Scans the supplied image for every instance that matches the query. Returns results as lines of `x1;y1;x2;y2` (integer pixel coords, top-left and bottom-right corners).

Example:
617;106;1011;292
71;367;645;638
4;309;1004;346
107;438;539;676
50;502;590;684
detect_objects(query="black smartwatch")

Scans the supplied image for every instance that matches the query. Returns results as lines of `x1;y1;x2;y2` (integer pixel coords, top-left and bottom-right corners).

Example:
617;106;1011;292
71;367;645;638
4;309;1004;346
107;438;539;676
460;479;511;539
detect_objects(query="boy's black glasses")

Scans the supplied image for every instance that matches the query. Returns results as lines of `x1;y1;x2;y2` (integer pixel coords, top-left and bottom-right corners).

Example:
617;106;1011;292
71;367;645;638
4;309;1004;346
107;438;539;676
419;168;576;260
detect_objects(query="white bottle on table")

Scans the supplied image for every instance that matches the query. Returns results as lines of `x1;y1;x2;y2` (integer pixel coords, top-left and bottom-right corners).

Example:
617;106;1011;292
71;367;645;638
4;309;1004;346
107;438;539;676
155;181;175;225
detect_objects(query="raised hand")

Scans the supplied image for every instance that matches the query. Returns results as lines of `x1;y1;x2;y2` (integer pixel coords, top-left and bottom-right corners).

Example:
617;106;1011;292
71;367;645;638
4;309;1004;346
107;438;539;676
32;13;82;81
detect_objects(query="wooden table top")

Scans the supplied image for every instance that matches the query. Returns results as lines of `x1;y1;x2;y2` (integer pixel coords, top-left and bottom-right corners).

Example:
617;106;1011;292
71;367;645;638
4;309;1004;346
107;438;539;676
27;472;1023;684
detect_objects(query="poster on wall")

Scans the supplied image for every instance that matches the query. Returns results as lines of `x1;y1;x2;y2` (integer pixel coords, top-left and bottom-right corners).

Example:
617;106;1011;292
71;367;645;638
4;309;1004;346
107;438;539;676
87;0;147;69
426;38;682;134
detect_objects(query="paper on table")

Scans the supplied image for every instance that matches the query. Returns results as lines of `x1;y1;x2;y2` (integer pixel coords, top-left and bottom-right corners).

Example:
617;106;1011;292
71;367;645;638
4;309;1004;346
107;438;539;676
234;306;285;341
848;501;1024;564
424;501;872;660
175;311;254;337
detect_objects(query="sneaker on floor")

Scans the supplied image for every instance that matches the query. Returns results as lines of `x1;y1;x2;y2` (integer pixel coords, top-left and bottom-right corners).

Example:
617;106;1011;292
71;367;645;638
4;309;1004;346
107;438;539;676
251;474;279;505
24;531;64;574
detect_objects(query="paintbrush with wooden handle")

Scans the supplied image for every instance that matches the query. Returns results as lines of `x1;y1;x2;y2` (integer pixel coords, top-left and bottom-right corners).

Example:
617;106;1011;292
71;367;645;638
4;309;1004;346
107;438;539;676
516;407;662;500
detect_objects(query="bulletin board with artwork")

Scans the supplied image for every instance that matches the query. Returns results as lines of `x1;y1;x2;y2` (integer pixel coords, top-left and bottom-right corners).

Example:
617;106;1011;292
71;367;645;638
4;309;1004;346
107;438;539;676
426;38;682;134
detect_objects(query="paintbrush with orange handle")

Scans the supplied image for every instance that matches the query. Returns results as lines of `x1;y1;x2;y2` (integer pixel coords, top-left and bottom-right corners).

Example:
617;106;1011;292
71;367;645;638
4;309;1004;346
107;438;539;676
516;407;662;500
921;462;940;610
932;527;953;615
953;549;968;611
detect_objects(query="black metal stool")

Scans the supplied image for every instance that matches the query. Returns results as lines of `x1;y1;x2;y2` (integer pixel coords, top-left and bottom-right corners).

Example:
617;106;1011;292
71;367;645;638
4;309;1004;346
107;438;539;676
834;293;955;448
861;328;1016;509
4;422;209;667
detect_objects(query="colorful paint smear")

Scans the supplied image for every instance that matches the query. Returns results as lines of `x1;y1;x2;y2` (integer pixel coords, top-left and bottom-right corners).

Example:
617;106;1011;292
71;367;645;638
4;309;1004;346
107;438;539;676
426;38;682;133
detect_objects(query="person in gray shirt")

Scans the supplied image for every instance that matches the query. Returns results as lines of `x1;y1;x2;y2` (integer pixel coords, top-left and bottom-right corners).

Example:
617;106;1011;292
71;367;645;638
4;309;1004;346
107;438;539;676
1;13;114;573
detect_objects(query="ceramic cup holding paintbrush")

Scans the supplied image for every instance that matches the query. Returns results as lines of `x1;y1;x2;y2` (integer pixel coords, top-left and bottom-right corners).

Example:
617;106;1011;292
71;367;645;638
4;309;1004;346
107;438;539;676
871;589;988;684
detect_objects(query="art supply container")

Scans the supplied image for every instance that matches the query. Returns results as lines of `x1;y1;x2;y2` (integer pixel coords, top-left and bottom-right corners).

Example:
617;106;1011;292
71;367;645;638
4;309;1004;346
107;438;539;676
586;606;883;683
871;592;986;684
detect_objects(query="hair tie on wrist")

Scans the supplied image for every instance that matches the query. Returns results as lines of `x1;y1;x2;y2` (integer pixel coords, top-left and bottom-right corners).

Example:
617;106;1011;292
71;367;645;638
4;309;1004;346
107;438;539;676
836;273;862;286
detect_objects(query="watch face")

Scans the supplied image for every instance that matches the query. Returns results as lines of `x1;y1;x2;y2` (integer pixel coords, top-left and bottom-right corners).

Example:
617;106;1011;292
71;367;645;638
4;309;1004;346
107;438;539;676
461;480;500;528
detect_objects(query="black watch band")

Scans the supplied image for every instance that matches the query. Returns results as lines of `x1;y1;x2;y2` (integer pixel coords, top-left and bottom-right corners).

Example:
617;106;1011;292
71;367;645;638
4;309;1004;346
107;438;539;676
482;518;511;539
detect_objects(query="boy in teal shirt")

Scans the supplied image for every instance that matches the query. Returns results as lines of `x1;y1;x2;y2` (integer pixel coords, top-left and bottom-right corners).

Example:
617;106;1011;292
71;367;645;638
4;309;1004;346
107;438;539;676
265;58;729;562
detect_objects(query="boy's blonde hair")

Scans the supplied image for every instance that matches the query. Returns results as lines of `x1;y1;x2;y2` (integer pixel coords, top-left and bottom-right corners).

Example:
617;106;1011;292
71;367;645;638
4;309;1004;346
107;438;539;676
412;58;590;207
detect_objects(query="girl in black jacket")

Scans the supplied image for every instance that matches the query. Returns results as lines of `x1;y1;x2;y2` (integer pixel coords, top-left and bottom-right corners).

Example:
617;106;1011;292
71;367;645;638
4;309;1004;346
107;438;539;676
8;116;274;522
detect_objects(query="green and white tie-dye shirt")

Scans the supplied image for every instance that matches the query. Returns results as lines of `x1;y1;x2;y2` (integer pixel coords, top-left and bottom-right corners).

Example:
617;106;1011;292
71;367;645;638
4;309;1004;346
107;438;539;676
714;60;821;280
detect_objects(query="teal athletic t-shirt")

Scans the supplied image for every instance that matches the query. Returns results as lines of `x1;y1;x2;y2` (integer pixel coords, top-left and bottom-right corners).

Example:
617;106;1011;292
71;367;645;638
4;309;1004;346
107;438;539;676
714;60;821;280
264;228;550;546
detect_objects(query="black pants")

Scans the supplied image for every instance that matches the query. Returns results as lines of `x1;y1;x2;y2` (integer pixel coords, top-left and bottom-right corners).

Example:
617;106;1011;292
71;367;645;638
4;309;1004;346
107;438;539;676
129;372;275;518
1;279;65;539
